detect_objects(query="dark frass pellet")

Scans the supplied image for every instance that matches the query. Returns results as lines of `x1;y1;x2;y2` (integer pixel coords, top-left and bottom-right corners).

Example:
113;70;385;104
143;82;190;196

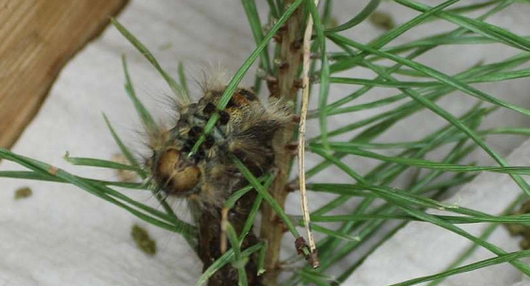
506;200;530;250
14;187;33;200
325;17;339;29
131;224;157;256
369;11;395;31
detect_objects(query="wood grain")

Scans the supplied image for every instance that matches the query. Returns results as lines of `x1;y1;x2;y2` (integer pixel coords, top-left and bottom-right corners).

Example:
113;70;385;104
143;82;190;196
0;0;128;148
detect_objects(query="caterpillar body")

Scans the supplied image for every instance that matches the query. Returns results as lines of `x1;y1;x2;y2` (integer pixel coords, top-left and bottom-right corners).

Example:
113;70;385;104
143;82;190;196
147;84;291;286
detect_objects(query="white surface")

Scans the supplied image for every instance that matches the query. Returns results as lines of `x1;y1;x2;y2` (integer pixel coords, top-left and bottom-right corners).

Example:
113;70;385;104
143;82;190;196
346;139;530;286
1;1;530;285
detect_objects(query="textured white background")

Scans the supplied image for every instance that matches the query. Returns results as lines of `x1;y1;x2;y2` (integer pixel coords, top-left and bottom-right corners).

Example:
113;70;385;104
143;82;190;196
1;0;530;285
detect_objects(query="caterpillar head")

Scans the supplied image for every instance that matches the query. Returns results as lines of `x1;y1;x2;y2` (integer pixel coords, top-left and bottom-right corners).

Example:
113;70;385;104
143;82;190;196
151;147;201;197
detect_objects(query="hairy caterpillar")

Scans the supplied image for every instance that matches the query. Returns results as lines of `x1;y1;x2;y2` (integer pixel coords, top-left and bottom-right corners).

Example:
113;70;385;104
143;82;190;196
146;80;292;286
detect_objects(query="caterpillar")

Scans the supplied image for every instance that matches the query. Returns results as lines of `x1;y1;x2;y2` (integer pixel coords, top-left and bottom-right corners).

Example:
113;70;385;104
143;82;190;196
146;81;292;286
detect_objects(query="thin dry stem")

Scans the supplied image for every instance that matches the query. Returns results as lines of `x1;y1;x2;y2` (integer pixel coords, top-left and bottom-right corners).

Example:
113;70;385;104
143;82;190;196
297;0;319;268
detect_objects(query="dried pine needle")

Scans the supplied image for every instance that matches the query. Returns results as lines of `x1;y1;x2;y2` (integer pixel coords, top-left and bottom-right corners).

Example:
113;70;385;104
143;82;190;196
298;0;320;268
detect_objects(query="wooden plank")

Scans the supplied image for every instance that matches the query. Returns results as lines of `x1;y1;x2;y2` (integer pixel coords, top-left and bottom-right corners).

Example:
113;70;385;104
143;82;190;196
0;0;128;148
